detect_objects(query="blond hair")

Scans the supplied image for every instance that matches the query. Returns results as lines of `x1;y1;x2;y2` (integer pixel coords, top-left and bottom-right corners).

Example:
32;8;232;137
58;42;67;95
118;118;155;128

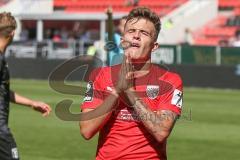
0;12;17;37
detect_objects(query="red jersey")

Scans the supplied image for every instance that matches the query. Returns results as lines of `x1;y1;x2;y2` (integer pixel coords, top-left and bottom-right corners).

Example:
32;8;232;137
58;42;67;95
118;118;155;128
81;64;183;160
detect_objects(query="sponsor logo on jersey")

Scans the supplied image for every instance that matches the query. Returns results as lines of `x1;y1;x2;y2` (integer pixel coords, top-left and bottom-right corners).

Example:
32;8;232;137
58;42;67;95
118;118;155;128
116;109;142;122
115;109;158;122
84;81;93;102
171;89;183;108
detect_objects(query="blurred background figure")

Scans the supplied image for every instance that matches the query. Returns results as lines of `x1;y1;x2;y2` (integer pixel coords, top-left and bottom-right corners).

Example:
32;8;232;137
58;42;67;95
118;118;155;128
231;29;240;47
108;16;127;66
60;26;69;41
125;0;139;7
218;39;229;47
182;28;194;45
52;30;61;42
44;28;52;40
19;24;29;41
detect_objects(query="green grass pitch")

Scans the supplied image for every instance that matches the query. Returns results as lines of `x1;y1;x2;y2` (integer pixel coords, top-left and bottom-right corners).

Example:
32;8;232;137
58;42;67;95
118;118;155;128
9;79;240;160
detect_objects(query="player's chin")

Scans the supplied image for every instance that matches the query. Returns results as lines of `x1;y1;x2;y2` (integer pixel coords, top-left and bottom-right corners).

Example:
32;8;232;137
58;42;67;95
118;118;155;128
126;51;141;59
131;55;150;63
130;51;144;58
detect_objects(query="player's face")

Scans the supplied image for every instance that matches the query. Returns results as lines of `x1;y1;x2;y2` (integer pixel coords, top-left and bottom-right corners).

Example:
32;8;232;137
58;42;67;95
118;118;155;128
122;18;159;61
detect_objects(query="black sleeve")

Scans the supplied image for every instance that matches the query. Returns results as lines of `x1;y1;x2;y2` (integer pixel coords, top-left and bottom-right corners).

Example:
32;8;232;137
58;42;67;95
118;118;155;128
0;54;4;79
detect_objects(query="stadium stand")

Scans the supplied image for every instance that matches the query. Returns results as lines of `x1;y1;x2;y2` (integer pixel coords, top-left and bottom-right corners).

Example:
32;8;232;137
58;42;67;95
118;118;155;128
54;0;187;15
0;0;10;6
219;0;240;9
193;0;240;46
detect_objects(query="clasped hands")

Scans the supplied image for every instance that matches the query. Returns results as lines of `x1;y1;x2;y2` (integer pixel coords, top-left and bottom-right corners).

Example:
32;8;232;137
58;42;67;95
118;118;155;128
111;55;138;106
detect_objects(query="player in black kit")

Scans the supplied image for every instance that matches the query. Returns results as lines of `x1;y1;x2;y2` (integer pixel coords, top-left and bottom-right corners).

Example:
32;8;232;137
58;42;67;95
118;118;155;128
0;12;51;160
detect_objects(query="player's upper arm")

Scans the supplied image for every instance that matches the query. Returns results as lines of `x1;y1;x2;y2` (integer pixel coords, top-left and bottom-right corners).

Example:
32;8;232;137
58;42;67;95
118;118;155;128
80;68;104;110
159;73;183;116
154;73;183;142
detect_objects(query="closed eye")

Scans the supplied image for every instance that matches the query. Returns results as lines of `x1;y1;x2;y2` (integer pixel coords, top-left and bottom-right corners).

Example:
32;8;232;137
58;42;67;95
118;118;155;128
127;29;135;33
141;30;151;37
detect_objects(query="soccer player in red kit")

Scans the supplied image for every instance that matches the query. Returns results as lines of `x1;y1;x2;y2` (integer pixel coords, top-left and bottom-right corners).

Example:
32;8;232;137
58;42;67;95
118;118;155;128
80;7;183;160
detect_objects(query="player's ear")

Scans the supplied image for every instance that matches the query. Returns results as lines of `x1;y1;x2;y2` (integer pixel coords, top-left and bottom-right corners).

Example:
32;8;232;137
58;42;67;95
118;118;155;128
10;30;15;36
151;42;159;52
8;30;15;38
6;30;15;41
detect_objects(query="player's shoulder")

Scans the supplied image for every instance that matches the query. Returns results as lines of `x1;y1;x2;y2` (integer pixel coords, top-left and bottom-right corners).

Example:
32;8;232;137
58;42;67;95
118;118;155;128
166;70;182;83
152;64;182;84
90;64;120;81
92;64;120;74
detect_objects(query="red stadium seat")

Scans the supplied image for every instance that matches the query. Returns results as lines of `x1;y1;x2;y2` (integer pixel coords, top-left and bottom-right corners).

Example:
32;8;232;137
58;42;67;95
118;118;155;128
193;13;240;46
234;7;240;15
54;0;188;14
219;0;240;8
210;16;228;26
204;27;237;37
194;37;223;46
0;0;11;7
139;0;187;7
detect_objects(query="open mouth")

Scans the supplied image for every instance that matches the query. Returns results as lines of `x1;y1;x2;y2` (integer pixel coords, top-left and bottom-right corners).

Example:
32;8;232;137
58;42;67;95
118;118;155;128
131;43;140;48
120;41;141;50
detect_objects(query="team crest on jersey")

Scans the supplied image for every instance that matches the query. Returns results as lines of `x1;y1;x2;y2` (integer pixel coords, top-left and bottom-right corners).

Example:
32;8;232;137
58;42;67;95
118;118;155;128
146;85;159;99
84;81;93;102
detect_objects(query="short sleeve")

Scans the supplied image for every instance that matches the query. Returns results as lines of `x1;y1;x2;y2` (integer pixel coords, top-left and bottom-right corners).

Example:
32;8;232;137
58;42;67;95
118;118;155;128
81;68;104;110
158;73;183;115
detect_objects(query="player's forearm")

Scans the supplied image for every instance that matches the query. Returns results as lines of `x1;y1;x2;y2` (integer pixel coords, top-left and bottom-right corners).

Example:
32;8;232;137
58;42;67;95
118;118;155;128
80;111;112;140
10;91;34;107
133;101;177;142
125;90;177;143
80;93;119;140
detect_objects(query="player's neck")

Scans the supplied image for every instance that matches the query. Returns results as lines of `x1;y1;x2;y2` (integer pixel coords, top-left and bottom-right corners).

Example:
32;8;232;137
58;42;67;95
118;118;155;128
132;59;151;78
